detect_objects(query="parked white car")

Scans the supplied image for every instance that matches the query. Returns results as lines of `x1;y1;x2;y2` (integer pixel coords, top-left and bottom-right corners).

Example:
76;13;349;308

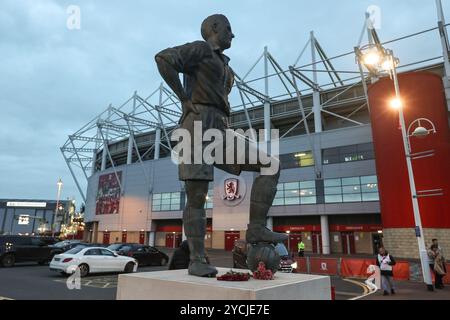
49;246;138;277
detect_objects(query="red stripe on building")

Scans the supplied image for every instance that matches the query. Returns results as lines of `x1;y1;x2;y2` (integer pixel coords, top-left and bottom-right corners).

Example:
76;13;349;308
274;224;382;233
329;224;383;232
368;72;450;228
155;225;182;232
273;225;321;232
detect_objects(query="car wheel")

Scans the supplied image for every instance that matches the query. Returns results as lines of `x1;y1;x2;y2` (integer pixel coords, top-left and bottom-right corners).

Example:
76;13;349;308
124;262;135;273
1;254;15;267
160;258;168;266
78;264;89;277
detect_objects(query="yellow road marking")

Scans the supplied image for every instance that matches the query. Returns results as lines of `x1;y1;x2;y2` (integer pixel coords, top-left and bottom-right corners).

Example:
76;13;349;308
343;278;377;300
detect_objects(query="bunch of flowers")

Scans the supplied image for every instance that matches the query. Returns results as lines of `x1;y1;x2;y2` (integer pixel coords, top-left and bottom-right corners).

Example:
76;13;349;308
253;262;274;280
216;270;251;281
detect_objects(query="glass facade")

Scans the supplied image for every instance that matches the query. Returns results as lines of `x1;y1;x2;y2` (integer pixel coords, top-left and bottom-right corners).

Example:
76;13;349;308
273;180;317;206
152;192;182;211
324;175;379;203
322;143;374;164
152;190;213;212
205;190;214;209
280;151;314;169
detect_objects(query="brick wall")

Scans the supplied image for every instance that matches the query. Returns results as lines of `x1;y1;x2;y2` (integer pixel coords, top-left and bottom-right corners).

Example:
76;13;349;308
383;228;450;259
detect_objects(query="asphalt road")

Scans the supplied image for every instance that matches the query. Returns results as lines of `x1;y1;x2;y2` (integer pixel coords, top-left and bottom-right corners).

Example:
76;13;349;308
0;248;365;300
0;262;168;300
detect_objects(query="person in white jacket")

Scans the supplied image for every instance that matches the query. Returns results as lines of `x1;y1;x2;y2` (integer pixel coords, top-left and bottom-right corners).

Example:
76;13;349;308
376;247;397;296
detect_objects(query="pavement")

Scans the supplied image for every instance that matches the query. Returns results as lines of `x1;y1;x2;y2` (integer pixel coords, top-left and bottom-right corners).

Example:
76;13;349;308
0;261;168;300
361;281;450;300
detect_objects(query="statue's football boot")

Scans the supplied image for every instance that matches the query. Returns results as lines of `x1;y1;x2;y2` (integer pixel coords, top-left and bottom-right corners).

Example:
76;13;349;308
188;257;218;278
246;224;288;244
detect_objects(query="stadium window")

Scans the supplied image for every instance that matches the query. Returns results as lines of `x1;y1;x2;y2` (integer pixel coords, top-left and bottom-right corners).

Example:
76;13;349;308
361;175;380;201
322;147;340;165
324;178;343;203
273;184;285;206
322;143;375;165
280;151;314;169
324;175;379;203
340;145;360;163
152;192;182;212
342;177;362;202
205;190;214;209
273;181;317;206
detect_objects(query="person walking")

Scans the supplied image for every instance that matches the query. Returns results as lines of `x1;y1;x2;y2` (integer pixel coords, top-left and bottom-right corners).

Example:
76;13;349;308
298;240;305;257
429;244;446;289
376;247;396;296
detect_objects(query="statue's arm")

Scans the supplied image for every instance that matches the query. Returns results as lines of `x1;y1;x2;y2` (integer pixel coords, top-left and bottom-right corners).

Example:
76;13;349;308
155;41;211;103
155;54;189;102
226;67;235;94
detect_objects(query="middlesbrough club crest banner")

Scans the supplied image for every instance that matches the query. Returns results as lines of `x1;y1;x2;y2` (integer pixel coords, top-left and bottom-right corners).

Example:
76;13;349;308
223;178;241;201
96;172;122;215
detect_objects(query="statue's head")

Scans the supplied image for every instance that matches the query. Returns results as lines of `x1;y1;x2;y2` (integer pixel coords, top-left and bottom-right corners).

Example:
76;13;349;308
201;14;234;51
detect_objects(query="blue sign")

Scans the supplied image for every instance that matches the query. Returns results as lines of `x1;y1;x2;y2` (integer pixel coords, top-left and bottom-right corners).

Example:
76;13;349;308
415;226;421;237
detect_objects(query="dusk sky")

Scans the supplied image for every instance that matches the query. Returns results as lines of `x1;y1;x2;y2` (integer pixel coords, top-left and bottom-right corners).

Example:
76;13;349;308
0;0;448;208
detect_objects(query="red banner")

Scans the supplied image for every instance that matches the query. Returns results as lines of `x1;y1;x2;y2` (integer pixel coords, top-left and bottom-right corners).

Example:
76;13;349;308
393;262;410;281
340;258;373;278
293;257;308;273
443;263;450;285
96;172;122;215
340;258;410;281
310;257;339;275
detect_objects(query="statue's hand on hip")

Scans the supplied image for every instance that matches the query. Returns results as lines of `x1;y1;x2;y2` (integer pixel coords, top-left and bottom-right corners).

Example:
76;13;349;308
179;100;200;124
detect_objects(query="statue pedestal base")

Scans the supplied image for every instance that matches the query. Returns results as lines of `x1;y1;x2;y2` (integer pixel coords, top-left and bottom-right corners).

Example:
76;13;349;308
116;268;331;300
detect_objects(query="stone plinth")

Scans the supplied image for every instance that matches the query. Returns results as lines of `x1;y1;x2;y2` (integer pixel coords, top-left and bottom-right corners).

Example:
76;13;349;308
116;268;331;300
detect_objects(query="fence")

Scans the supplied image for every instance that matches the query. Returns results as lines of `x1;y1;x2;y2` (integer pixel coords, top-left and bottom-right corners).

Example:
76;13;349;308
294;256;450;284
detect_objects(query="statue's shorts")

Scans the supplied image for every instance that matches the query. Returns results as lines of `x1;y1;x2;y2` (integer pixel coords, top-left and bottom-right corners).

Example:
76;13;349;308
177;104;278;181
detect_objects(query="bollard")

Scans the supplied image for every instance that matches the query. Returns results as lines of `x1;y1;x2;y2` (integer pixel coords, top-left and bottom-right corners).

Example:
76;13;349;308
331;286;336;300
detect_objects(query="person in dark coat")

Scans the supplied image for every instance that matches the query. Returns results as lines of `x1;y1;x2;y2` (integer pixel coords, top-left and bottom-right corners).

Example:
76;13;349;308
429;244;447;289
168;240;190;270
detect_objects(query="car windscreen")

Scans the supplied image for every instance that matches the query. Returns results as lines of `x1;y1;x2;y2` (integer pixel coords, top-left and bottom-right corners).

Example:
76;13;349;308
119;246;133;252
275;243;289;256
53;242;70;248
65;247;84;255
108;244;123;250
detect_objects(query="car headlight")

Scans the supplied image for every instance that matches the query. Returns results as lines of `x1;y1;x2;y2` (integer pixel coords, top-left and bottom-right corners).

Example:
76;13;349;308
291;262;298;269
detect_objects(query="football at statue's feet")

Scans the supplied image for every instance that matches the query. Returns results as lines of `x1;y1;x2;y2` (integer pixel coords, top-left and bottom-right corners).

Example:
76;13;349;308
246;243;281;274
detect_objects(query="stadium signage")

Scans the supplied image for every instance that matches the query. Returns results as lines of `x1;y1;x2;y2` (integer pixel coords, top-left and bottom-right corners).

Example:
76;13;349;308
7;202;47;208
18;215;30;225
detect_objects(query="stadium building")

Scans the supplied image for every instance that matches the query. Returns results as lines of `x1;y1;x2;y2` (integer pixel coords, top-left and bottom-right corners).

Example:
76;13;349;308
62;11;450;259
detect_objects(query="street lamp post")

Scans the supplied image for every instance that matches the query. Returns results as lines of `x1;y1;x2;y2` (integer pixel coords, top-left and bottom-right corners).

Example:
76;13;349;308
52;178;63;238
357;46;434;290
390;55;433;290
